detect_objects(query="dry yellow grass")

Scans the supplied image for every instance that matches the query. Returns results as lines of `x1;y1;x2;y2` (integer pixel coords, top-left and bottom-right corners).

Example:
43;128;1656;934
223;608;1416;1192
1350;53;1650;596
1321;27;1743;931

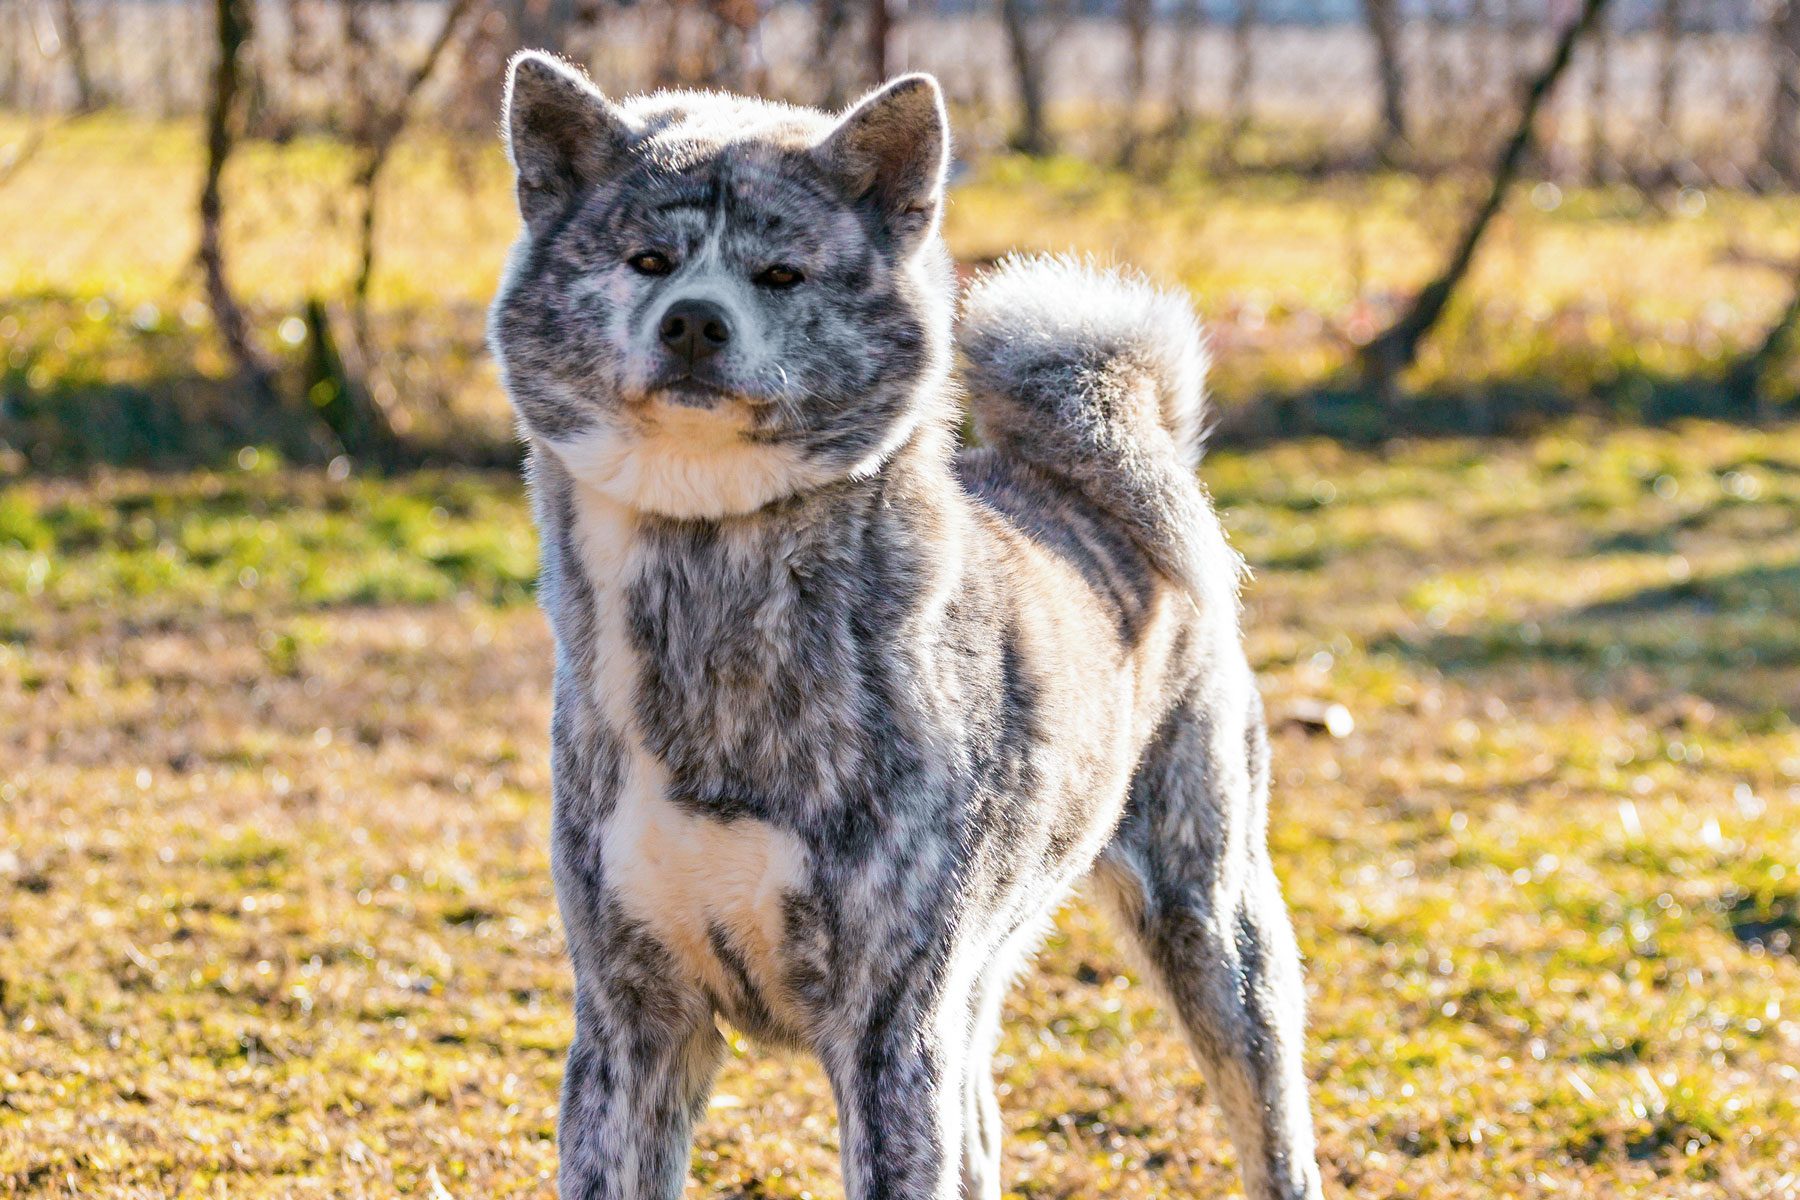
3;423;1798;1197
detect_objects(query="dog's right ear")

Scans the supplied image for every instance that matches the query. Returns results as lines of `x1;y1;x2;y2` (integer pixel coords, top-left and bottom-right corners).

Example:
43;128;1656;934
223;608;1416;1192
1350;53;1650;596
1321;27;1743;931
812;74;949;255
503;52;635;237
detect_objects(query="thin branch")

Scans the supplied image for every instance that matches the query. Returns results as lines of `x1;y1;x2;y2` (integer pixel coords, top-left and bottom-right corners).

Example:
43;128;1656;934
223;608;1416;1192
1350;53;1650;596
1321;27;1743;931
1359;0;1611;393
0;120;57;188
813;0;855;107
1727;255;1800;414
350;0;482;313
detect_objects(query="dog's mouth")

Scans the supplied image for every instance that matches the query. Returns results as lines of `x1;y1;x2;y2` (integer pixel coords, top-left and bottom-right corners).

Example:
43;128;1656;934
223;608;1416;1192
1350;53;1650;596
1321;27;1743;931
634;363;746;410
656;376;736;409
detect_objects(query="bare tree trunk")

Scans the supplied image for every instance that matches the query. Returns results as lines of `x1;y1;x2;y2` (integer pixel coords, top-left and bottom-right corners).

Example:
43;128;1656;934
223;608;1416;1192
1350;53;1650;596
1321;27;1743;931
544;0;576;55
1119;0;1151;163
93;0;117;107
1165;0;1202;138
867;0;890;86
303;297;400;467
1000;0;1051;155
55;0;98;110
651;1;686;88
1224;0;1258;163
1361;0;1612;394
2;0;25;107
1587;5;1611;184
1634;0;1681;181
1363;0;1407;162
199;0;279;415
1654;0;1681;136
1767;0;1800;185
814;0;855;106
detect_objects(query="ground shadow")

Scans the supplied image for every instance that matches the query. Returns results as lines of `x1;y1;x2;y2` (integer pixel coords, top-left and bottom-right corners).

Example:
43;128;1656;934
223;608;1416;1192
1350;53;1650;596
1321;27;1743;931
1369;558;1800;720
5;285;1797;476
1214;366;1796;450
1;289;518;477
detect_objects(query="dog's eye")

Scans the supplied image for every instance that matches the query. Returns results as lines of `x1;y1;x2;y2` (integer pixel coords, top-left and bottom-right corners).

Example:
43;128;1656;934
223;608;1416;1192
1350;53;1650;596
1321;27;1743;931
628;252;674;277
754;265;804;289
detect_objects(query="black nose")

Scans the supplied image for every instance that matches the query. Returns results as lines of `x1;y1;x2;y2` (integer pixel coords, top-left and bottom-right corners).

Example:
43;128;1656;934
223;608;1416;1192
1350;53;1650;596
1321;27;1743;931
658;299;732;365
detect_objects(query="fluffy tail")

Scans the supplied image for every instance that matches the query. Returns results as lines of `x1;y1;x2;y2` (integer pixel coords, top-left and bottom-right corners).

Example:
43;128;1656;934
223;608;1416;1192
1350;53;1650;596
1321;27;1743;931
960;255;1235;599
960;254;1210;470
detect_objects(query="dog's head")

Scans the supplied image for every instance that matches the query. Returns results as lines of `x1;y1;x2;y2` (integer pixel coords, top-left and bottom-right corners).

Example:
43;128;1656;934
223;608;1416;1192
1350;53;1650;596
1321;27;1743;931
488;53;955;519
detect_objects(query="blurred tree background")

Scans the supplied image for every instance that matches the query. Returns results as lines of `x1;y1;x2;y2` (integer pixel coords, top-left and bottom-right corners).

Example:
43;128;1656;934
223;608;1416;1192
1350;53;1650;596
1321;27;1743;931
4;0;1800;469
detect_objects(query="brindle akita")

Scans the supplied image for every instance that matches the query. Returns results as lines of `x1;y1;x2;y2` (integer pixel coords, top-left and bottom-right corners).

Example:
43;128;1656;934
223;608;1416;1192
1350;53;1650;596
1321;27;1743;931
487;50;1326;1200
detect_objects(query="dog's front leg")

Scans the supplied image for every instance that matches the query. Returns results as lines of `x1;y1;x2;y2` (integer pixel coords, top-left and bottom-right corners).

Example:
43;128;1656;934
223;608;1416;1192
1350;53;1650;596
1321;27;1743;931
556;966;723;1200
552;788;723;1200
824;993;970;1200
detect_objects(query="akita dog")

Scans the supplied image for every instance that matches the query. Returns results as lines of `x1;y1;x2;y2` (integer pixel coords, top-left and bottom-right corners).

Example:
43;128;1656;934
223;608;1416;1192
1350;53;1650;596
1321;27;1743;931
488;51;1325;1200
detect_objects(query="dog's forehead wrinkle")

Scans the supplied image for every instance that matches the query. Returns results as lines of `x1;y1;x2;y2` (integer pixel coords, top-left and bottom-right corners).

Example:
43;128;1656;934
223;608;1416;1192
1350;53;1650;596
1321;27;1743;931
601;152;845;264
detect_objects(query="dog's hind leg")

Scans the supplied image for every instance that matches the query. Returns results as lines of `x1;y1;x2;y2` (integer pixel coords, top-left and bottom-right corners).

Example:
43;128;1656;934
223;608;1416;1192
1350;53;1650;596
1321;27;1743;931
959;961;1014;1200
959;914;1057;1198
1093;678;1325;1200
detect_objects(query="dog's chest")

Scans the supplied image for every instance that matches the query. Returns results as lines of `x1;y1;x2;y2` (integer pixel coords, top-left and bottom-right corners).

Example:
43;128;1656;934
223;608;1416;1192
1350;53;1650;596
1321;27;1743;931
564;494;821;1032
624;513;886;811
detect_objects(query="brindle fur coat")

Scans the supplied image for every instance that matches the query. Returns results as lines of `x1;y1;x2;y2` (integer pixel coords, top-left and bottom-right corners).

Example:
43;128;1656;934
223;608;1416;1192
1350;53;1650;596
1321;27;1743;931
486;50;1326;1200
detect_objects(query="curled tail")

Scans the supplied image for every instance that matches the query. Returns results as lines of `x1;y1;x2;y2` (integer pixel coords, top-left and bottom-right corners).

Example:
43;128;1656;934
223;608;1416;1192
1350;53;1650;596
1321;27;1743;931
959;255;1238;601
960;254;1210;470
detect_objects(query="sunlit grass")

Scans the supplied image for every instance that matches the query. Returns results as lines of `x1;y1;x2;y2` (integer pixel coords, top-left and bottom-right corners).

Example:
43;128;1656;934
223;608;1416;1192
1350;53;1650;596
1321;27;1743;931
4;113;1800;471
2;421;1797;1196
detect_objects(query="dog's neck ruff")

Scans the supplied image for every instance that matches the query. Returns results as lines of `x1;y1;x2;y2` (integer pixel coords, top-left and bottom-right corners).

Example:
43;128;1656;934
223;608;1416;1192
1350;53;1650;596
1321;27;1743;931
544;388;951;522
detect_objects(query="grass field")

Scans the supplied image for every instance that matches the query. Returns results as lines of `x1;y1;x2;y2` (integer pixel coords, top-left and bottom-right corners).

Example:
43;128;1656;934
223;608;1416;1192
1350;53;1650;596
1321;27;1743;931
4;105;1800;1197
3;421;1799;1197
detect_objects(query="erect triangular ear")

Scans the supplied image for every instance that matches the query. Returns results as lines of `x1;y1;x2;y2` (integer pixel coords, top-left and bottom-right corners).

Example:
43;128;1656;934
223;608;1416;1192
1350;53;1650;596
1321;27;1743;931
811;74;949;254
503;51;636;236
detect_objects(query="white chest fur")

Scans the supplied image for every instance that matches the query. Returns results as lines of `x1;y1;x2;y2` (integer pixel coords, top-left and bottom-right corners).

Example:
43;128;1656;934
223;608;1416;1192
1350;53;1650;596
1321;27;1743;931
564;483;810;1023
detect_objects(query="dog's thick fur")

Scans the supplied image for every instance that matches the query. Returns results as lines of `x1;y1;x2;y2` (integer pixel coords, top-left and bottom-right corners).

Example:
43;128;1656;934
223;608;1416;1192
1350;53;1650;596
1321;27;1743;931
488;51;1325;1200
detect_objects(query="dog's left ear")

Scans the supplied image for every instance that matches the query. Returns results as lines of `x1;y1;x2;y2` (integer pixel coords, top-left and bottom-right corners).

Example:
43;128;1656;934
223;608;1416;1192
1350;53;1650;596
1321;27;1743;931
812;74;949;254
